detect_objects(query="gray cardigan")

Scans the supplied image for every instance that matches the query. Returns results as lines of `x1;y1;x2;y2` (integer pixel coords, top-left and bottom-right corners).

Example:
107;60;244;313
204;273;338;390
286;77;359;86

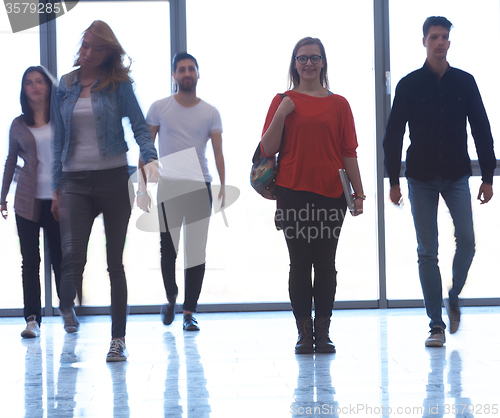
1;116;42;222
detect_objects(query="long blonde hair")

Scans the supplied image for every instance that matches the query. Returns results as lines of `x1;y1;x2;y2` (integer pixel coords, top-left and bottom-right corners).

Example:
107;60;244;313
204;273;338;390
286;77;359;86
70;20;132;91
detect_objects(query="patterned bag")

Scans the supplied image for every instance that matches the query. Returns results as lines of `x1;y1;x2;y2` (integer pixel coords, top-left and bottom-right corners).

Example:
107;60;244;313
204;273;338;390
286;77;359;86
250;144;278;200
250;93;287;200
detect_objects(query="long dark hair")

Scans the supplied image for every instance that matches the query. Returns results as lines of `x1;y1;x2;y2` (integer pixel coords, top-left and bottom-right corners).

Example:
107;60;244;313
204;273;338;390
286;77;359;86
20;66;53;127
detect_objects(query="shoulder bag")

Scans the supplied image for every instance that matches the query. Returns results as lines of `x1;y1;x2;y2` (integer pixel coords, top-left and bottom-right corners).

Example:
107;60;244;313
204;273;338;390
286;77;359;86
250;93;287;200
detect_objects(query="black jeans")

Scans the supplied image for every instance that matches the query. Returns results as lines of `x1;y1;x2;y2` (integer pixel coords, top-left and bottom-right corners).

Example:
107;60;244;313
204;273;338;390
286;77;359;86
277;187;347;319
58;166;132;338
158;180;212;312
16;200;62;324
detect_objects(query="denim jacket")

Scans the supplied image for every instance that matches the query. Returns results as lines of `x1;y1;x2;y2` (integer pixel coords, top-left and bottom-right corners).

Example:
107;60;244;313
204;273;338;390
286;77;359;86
51;71;157;190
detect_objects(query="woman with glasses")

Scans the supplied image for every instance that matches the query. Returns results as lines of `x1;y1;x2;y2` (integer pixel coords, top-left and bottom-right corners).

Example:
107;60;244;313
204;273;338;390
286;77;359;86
51;20;158;361
260;37;364;354
1;66;62;339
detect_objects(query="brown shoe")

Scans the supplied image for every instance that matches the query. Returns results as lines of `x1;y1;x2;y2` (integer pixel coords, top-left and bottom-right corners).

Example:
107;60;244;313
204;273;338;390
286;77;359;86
59;307;79;333
444;297;461;334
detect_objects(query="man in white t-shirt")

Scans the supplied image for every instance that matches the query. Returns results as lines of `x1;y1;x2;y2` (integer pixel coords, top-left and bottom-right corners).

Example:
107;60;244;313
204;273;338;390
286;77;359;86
138;52;225;331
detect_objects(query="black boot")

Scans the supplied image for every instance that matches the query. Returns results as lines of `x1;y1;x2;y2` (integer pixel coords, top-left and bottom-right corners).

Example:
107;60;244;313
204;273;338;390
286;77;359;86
314;317;336;353
295;317;314;354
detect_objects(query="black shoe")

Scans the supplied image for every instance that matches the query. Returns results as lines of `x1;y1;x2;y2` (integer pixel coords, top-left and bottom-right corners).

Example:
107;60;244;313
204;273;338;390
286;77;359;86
161;303;176;325
183;314;200;331
314;317;336;353
295;318;314;354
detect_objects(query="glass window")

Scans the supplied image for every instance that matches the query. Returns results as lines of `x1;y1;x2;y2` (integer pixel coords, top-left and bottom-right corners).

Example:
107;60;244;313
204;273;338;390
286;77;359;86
186;0;377;303
3;1;499;314
386;0;500;300
0;13;40;310
459;177;500;298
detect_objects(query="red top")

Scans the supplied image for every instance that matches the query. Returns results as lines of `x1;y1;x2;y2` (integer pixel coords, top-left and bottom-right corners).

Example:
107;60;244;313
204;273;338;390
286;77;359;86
261;91;358;198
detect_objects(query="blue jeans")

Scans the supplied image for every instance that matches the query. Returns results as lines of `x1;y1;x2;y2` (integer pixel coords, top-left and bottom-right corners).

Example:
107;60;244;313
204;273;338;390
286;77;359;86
407;176;475;330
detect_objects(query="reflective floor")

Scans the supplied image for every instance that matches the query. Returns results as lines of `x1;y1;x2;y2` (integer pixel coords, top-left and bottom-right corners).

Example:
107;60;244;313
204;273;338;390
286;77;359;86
1;307;499;417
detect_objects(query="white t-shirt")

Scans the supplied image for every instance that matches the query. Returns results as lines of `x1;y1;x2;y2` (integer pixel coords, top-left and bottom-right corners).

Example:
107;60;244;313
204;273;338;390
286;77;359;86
28;123;52;199
63;98;127;172
146;96;222;182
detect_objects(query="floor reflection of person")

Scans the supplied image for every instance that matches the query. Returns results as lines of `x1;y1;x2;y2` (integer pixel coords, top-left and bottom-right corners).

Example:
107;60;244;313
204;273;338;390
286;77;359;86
184;333;210;417
22;338;43;417
108;362;130;417
164;332;182;417
291;354;338;417
422;348;446;417
448;350;474;418
51;20;158;361
1;66;62;339
422;349;476;418
163;332;210;417
54;334;79;416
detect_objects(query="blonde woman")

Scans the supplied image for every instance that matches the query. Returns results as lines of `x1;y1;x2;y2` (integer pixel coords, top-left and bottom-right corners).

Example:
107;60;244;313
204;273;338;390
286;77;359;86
261;37;364;354
51;21;158;361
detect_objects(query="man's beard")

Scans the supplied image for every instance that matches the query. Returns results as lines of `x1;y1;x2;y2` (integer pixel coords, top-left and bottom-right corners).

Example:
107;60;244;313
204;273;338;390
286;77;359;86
177;78;197;92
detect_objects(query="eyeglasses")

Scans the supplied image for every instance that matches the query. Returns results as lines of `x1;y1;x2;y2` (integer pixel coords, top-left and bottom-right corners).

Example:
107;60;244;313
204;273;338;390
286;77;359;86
294;55;323;65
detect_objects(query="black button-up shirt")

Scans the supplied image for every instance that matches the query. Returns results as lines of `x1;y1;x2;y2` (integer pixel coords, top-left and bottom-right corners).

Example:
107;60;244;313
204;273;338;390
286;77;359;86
384;62;496;186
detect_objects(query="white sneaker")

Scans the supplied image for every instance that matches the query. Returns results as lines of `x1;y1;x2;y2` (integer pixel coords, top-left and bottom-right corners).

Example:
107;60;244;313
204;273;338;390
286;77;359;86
425;326;446;347
21;316;40;338
106;338;128;362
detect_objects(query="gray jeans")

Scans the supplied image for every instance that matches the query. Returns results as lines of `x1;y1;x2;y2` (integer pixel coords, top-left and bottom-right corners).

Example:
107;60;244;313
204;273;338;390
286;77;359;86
58;166;132;338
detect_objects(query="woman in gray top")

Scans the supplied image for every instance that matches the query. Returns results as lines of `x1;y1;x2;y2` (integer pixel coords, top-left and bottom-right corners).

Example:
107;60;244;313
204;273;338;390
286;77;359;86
51;20;158;362
1;66;62;339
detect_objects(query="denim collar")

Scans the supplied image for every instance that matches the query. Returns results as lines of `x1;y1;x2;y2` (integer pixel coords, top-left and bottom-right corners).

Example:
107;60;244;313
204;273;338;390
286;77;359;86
67;69;102;87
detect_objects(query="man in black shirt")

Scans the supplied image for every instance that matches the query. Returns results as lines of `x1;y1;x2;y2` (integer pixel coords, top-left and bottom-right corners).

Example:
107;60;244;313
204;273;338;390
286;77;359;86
383;16;496;347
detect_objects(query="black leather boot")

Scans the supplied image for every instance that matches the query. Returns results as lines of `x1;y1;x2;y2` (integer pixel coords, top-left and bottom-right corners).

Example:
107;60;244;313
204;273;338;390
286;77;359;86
295;317;314;354
314;317;336;353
